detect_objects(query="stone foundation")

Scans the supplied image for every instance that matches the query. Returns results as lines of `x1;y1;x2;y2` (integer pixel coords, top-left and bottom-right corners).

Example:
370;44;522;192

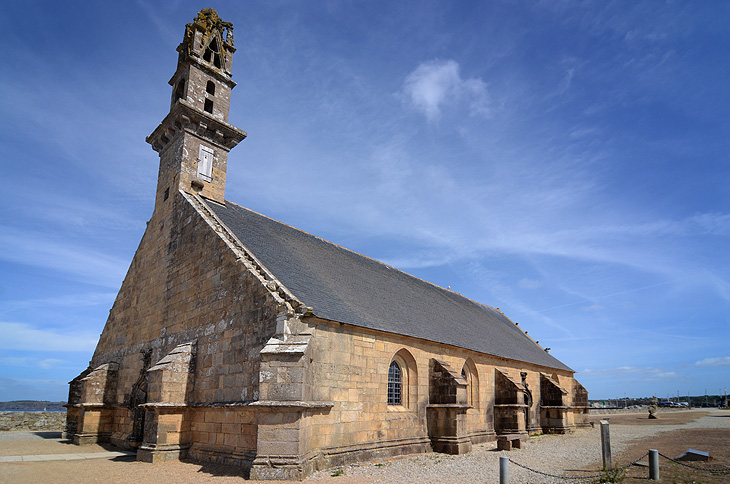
137;443;192;462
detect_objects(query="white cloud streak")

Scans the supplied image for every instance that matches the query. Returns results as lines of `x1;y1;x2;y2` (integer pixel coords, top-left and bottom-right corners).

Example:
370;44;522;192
581;365;679;381
0;356;72;370
0;227;128;288
0;322;98;352
695;357;730;367
0;293;117;313
518;278;542;289
402;59;489;121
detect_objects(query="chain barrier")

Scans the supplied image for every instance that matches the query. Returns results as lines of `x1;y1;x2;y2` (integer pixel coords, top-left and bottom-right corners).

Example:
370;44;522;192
658;452;730;473
508;458;605;481
507;452;648;482
506;451;730;483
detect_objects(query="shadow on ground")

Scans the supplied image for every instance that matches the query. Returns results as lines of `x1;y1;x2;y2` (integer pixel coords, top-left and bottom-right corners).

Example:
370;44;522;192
109;455;138;463
30;432;129;453
189;460;251;479
32;432;63;440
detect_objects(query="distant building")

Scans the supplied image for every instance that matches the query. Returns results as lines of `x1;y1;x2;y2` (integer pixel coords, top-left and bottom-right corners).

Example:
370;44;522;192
65;9;589;480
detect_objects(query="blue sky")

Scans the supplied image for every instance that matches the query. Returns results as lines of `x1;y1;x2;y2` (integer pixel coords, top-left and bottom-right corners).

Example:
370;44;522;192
1;1;729;402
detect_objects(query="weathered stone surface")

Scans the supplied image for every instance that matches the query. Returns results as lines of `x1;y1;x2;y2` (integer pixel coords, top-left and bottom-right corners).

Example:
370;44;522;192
0;411;67;432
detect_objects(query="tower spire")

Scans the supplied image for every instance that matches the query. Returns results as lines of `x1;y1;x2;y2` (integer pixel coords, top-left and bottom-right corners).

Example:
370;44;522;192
146;8;246;206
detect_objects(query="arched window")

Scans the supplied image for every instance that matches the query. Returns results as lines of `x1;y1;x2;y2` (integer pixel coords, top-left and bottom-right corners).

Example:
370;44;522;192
206;81;216;95
387;349;417;410
387;361;402;405
462;359;479;408
203;38;222;69
461;366;472;405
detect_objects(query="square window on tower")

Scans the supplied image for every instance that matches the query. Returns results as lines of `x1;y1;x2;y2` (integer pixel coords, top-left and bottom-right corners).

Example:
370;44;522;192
197;145;214;182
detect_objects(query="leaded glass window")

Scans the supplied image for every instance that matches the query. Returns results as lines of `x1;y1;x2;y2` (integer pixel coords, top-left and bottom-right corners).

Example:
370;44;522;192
387;360;402;405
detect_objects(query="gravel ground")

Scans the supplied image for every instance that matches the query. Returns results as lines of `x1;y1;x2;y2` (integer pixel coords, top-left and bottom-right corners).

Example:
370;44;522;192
306;409;730;483
0;408;727;484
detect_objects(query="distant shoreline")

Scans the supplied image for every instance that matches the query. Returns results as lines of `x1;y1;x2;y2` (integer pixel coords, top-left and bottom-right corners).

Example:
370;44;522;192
0;409;66;412
0;401;66;412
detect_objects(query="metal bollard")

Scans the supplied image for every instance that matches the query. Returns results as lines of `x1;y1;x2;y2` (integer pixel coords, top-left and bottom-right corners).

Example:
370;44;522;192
649;449;659;481
499;455;509;484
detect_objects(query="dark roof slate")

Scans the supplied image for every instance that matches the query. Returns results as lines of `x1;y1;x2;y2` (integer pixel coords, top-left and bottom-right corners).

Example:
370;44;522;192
208;200;572;372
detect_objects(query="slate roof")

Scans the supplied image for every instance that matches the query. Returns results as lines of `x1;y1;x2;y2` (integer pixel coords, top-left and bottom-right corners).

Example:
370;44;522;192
208;200;573;372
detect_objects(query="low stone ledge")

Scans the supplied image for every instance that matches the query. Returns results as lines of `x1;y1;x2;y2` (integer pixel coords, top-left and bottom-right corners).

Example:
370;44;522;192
0;411;67;432
426;404;473;409
65;403;125;409
139;401;334;409
311;436;433;471
249;401;334;409
139;403;190;409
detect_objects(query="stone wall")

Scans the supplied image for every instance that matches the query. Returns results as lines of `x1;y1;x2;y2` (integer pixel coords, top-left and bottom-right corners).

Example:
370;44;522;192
182;63;232;123
0;411;66;432
295;319;580;469
187;407;257;466
72;191;280;453
91;191;279;407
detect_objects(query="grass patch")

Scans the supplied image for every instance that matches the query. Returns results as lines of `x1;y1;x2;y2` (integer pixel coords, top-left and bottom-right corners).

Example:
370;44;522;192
593;466;625;483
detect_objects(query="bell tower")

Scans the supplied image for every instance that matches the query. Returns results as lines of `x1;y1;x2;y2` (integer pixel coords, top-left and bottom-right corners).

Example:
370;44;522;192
146;8;246;206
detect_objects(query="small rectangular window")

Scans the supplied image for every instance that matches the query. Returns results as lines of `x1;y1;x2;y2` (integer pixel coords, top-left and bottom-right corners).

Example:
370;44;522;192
198;145;214;182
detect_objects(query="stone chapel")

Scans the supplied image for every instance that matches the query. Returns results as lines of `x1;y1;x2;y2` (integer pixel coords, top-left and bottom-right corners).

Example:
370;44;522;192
65;8;589;480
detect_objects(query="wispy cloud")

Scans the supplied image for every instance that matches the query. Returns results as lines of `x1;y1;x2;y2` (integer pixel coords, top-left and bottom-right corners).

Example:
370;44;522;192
9;187;144;234
0;227;128;288
0;377;70;402
581;304;604;312
136;0;181;45
0;356;73;370
581;365;679;381
38;359;67;369
690;213;730;237
518;278;542;289
402;59;489;121
537;281;673;313
695;357;730;367
0;322;98;352
0;293;117;314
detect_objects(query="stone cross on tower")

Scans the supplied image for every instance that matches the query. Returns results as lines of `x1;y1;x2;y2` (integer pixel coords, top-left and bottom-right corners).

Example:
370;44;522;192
146;8;246;206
